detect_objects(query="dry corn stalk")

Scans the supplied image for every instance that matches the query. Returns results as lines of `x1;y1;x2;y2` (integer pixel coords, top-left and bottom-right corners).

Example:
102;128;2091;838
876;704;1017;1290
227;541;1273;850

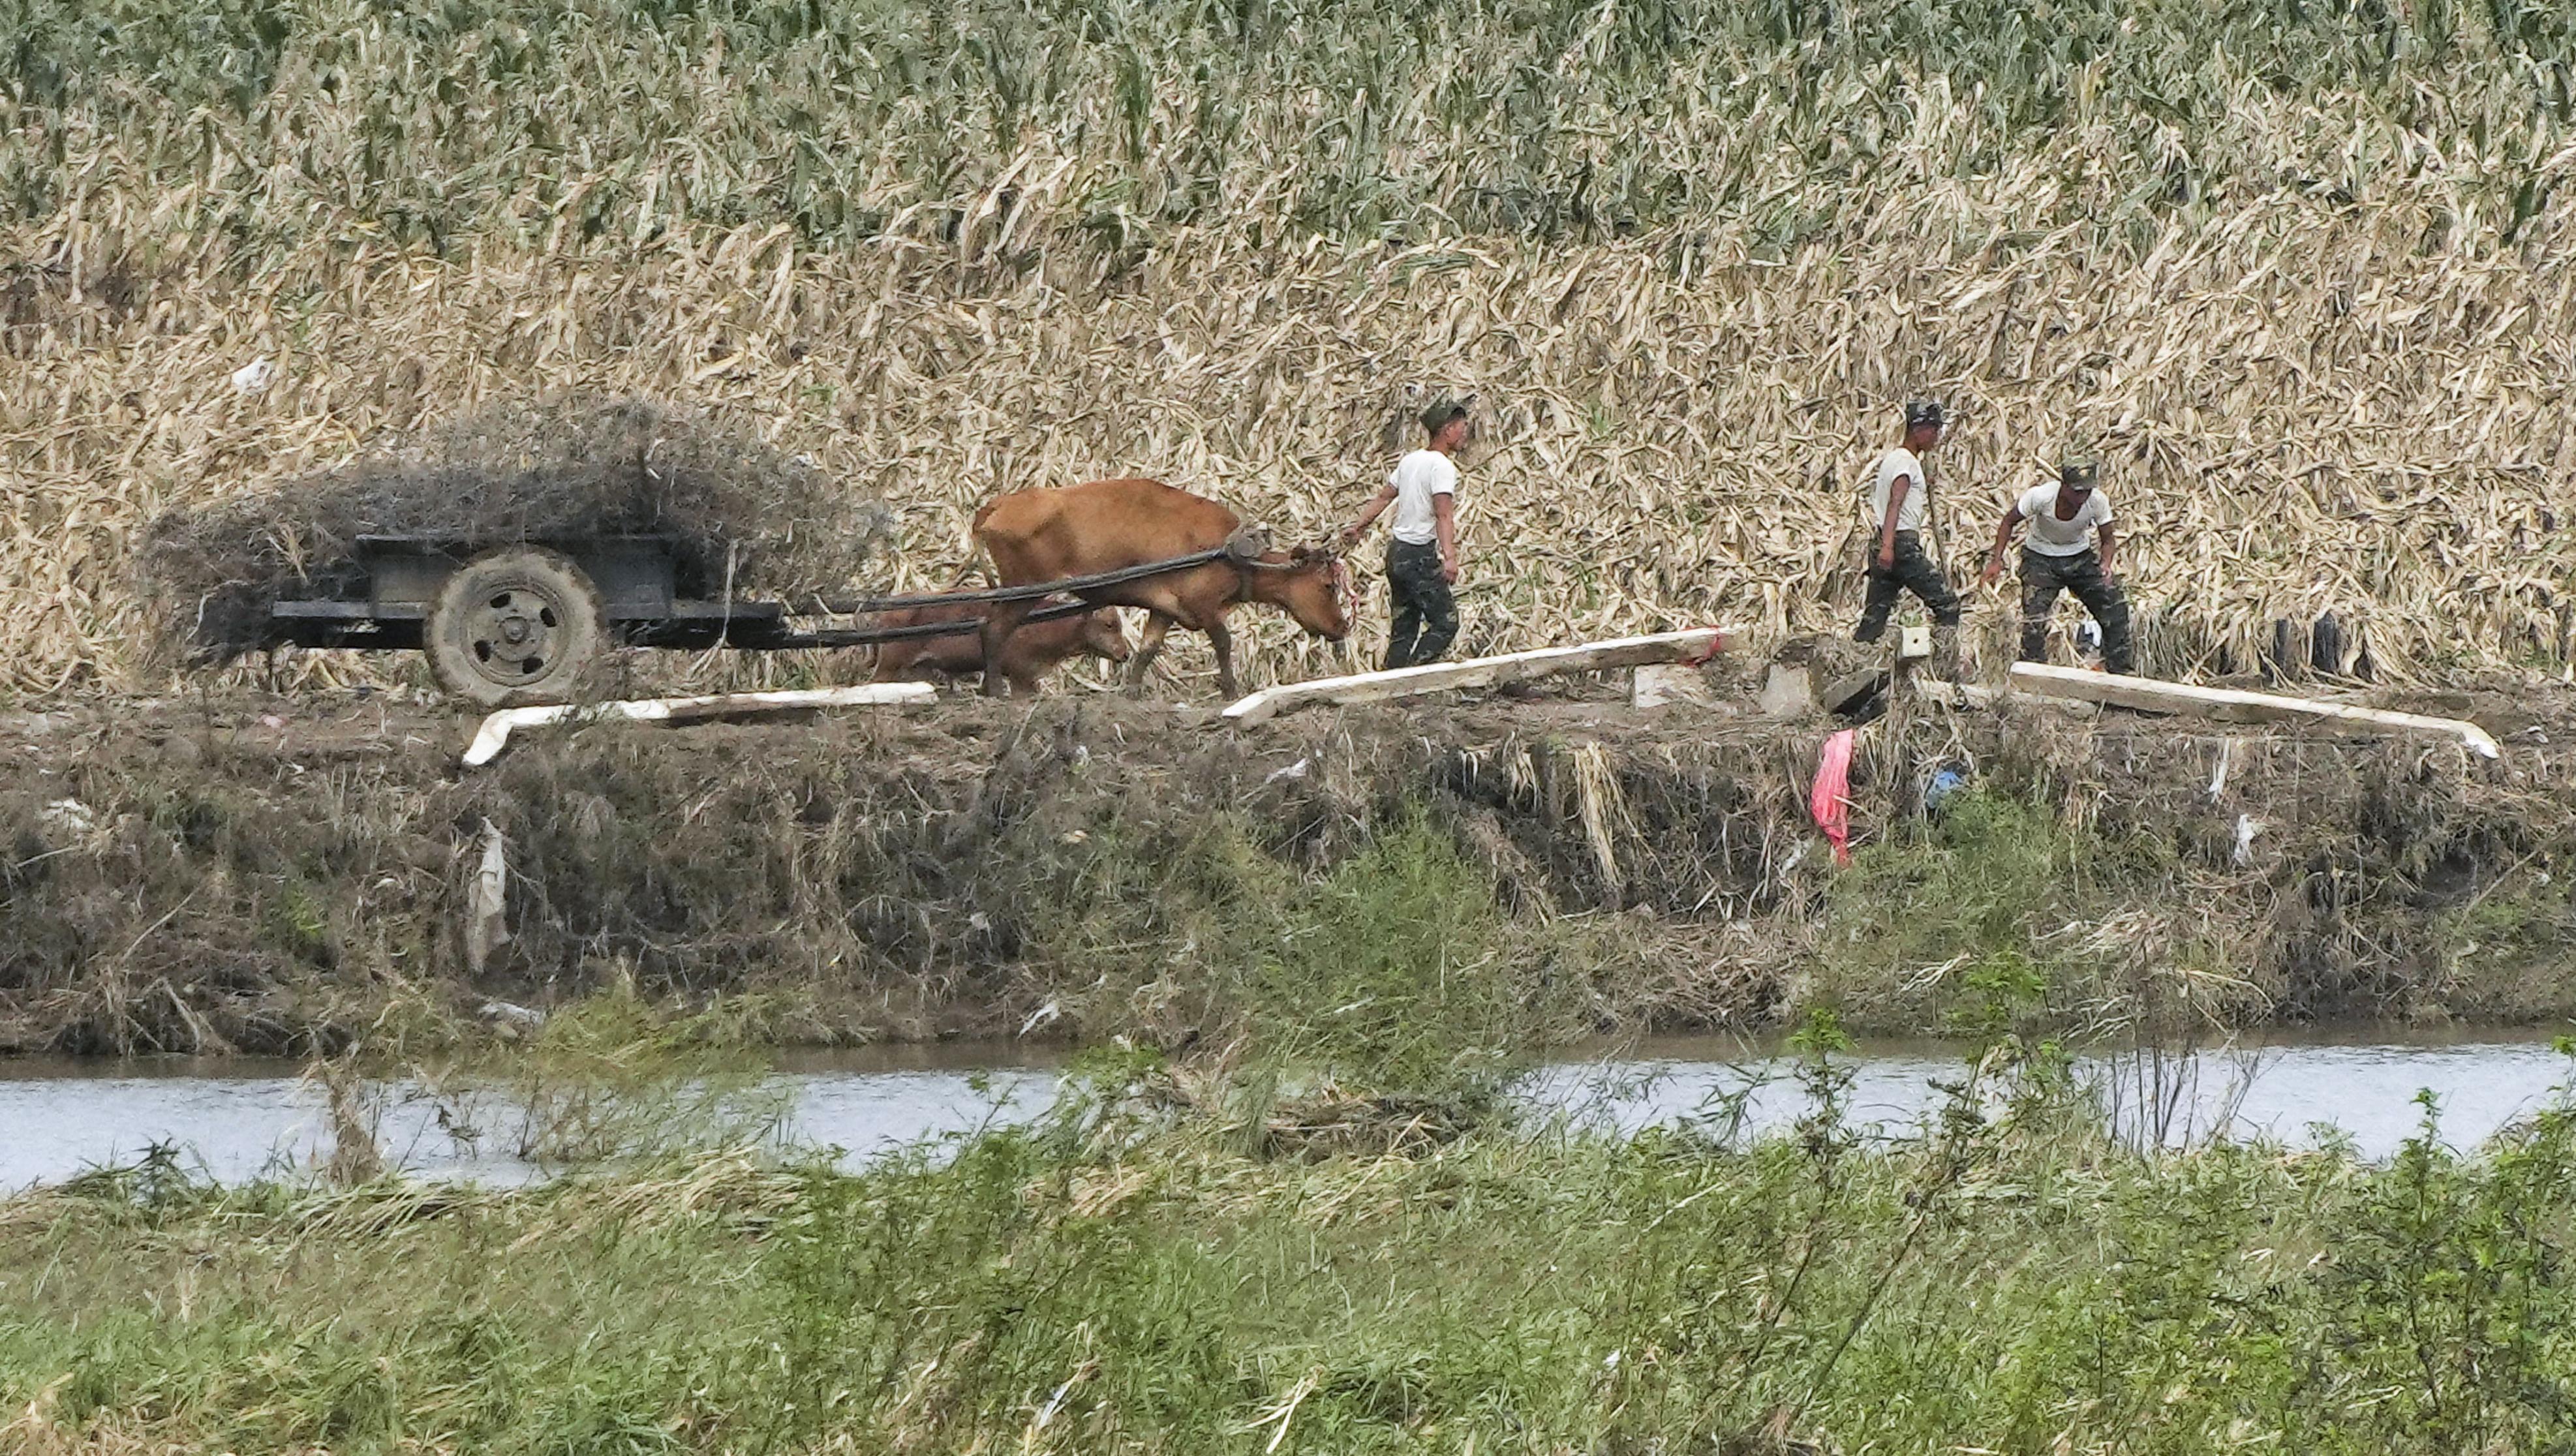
6;1;2574;698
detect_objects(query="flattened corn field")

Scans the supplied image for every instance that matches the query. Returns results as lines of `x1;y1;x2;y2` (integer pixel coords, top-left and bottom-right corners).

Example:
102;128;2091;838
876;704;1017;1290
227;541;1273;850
7;0;2576;699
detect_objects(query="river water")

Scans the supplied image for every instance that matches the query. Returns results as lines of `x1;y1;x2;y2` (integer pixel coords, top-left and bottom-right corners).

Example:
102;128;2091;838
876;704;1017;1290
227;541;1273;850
1;1031;2568;1190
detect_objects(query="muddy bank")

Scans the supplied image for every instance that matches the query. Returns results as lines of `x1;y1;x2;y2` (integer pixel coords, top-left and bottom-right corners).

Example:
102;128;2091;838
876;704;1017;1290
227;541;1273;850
1;684;2569;1055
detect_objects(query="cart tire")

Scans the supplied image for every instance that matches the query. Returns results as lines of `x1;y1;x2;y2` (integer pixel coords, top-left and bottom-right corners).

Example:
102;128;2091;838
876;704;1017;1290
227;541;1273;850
426;547;607;708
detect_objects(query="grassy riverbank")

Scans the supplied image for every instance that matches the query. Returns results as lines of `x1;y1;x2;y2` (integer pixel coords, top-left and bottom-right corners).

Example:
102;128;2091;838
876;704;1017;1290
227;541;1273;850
8;1040;2576;1453
4;691;2570;1055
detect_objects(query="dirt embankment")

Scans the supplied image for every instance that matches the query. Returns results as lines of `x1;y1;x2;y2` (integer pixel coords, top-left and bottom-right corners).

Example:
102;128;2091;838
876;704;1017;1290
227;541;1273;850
1;682;2570;1057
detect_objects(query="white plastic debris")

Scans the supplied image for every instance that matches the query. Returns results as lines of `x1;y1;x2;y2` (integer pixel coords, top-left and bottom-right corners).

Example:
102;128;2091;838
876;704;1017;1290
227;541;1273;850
1018;999;1063;1037
466;819;510;973
1263;757;1313;785
478;999;544;1027
39;798;97;836
2232;813;2265;867
230;357;275;393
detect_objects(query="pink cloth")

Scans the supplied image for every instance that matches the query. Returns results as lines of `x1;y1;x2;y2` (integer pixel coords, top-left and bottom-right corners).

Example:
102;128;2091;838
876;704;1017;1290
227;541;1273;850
1810;728;1857;866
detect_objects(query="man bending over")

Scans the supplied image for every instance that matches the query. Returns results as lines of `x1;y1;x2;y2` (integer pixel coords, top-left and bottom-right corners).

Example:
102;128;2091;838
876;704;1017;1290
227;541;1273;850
1982;457;2134;675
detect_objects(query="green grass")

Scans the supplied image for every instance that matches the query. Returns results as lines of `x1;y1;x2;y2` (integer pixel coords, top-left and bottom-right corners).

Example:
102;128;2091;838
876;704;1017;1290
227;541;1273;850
1043;812;1584;1092
10;1052;2576;1453
1815;789;2205;1037
2434;873;2576;1019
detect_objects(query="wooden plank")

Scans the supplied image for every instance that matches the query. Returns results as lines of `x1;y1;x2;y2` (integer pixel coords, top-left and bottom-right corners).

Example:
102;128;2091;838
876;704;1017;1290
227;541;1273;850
462;684;934;768
1221;628;1736;726
2006;663;2499;759
268;599;376;620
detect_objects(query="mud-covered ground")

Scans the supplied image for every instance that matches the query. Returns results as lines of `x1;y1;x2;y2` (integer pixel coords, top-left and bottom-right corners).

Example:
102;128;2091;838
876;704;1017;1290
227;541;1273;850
3;671;2571;1056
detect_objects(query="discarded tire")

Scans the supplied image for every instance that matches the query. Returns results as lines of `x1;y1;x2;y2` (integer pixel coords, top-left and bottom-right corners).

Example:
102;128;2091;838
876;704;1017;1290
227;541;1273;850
426;547;606;708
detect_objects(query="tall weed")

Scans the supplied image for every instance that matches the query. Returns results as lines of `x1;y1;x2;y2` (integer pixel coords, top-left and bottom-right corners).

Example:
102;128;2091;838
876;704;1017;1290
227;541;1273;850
15;1068;2576;1451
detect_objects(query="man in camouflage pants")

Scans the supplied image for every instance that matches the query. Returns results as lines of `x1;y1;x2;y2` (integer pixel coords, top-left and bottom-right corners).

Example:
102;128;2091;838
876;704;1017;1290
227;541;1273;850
1854;400;1963;663
1982;457;2134;675
1343;399;1470;670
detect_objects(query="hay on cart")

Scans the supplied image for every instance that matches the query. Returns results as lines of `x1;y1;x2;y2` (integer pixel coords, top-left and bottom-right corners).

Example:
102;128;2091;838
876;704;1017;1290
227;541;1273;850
139;396;893;662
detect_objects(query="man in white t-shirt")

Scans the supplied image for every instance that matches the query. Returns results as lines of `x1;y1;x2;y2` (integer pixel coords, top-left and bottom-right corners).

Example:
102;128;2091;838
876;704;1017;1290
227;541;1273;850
1342;399;1469;669
1854;400;1963;657
1980;457;2133;674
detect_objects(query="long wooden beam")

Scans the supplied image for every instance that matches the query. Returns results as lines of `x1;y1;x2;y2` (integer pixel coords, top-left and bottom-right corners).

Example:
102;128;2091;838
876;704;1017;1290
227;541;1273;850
1220;627;1737;726
2006;663;2500;759
462;683;935;767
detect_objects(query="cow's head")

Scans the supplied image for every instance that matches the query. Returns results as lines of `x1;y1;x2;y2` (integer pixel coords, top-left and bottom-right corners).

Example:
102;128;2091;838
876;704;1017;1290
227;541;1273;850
1262;547;1353;642
1080;607;1133;664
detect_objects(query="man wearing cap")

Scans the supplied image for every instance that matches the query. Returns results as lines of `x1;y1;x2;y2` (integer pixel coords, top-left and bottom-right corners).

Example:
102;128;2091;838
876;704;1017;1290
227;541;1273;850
1981;457;2133;675
1854;401;1963;657
1342;399;1469;670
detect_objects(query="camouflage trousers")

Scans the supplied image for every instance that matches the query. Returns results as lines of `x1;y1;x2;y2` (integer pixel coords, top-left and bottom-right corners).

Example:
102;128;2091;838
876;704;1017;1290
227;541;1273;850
2020;548;2134;675
1384;540;1459;671
1854;531;1963;641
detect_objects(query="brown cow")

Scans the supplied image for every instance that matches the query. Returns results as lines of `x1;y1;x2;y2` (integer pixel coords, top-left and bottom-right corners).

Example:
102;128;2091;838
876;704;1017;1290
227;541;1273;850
850;597;1129;694
970;477;1351;698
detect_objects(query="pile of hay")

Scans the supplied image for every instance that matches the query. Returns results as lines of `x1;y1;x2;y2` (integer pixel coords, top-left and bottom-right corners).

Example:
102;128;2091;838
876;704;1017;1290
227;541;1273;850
138;397;893;661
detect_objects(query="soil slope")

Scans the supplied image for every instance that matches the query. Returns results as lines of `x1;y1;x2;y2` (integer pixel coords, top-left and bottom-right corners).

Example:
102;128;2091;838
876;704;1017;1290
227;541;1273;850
3;678;2568;1057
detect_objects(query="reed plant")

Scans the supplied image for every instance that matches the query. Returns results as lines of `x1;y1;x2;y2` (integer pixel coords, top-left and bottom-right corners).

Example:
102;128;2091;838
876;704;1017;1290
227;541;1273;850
4;1;2575;697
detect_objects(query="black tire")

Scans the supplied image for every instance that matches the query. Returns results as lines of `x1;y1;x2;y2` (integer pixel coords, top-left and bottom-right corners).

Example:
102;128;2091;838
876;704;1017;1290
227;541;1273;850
426;547;606;708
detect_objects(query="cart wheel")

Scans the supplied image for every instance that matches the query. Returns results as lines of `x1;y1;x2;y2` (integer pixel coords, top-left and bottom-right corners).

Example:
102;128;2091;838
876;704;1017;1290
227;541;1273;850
426;547;606;708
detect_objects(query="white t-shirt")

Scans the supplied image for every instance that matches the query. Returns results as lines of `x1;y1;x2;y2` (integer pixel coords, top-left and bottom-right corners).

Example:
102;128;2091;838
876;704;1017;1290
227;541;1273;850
1388;449;1458;547
1870;448;1928;534
2017;483;2113;557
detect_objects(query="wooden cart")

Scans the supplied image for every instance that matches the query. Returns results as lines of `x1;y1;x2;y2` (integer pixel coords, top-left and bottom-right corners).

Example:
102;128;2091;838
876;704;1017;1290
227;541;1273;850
266;533;1230;707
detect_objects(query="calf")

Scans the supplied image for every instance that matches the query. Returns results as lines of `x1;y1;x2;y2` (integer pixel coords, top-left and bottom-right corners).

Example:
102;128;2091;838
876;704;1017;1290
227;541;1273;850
970;477;1351;698
855;597;1129;694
